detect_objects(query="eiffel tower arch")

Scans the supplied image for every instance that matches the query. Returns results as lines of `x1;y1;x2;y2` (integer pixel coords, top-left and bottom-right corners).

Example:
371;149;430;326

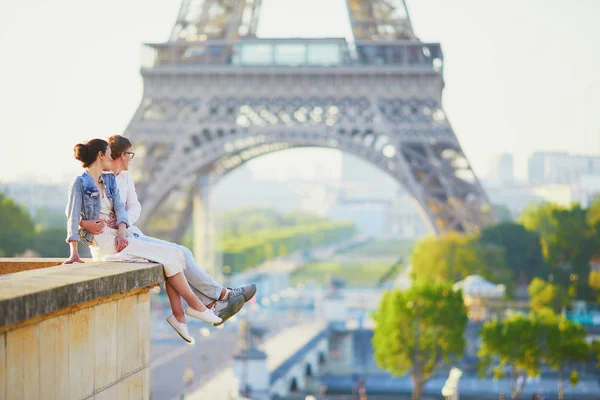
125;0;495;274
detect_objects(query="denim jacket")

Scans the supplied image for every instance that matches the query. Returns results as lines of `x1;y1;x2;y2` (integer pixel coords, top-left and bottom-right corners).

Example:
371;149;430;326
65;171;129;246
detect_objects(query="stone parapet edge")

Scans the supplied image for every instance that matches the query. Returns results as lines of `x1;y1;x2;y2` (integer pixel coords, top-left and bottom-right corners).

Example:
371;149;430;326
0;262;164;332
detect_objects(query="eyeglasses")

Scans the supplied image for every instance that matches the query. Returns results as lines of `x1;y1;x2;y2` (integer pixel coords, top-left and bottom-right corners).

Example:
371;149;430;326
124;152;135;160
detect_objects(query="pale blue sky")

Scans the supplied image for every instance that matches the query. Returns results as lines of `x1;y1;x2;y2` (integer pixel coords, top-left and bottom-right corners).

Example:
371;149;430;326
0;0;599;183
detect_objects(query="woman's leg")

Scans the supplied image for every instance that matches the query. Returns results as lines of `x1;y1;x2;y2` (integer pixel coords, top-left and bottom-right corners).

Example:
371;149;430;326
165;280;186;323
166;272;207;312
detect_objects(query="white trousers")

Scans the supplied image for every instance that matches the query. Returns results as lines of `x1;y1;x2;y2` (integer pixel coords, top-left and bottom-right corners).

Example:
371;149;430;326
90;227;185;277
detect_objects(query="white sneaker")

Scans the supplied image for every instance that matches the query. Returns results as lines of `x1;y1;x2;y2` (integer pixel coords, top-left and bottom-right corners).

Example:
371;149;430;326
185;306;222;324
166;315;195;344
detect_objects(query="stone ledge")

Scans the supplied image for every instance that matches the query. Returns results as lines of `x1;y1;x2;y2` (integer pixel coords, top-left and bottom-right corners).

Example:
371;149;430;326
0;260;165;331
0;258;67;275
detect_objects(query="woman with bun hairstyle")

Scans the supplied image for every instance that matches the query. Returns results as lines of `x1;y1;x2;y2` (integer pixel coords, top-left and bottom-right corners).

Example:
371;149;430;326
65;138;220;342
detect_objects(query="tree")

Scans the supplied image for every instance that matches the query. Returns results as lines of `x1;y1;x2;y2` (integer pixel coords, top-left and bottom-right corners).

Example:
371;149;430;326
479;222;544;283
493;204;513;222
410;232;510;285
520;202;594;298
528;277;569;313
478;314;547;399
519;202;559;247
372;281;468;400
538;311;589;400
31;228;69;258
586;194;600;228
547;206;594;295
31;207;67;230
0;193;35;256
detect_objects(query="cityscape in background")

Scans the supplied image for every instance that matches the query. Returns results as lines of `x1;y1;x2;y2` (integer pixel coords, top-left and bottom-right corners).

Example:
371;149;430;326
6;149;600;240
2;0;600;399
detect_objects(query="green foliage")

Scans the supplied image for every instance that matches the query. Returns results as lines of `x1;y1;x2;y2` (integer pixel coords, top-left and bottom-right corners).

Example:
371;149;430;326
220;207;326;237
479;222;544;283
586;194;600;228
31;228;69;258
538;310;588;398
290;262;391;288
592;340;600;368
0;193;35;256
479;310;590;399
545;315;587;373
528;277;569;313
222;221;355;273
220;220;355;274
520;202;595;298
569;370;579;386
339;238;414;258
179;209;356;274
519;202;560;245
478;314;547;398
372;281;467;399
493;204;513;222
410;232;510;286
31;207;67;230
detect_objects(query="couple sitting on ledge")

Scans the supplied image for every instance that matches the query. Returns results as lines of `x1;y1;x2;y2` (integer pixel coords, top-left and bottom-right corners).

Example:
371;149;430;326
64;135;256;344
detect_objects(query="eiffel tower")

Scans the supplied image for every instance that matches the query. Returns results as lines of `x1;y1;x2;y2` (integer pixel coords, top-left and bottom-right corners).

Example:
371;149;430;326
125;0;495;274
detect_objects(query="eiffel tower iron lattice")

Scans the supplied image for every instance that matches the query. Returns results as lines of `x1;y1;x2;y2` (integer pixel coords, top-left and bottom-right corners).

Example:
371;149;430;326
125;0;495;251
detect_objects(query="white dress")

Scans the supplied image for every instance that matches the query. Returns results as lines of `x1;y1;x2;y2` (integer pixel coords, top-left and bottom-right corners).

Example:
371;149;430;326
89;189;185;277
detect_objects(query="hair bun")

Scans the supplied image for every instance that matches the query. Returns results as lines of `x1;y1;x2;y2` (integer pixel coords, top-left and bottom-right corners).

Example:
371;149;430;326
73;143;89;162
73;138;109;168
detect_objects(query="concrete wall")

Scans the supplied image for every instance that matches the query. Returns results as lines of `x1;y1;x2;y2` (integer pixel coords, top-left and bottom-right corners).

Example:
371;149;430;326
0;259;164;400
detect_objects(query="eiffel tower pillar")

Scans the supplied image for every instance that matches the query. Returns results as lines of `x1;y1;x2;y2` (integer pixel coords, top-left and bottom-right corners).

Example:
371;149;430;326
193;175;221;283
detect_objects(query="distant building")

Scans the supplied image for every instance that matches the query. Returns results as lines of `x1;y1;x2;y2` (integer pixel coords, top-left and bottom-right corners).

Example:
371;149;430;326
577;175;600;207
527;151;600;185
489;153;514;185
0;182;67;215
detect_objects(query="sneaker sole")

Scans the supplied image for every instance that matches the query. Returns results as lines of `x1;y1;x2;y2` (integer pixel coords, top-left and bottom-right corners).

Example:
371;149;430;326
166;318;195;345
213;295;245;327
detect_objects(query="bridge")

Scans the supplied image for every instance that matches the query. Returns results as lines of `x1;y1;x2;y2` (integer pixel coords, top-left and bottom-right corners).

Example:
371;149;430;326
184;289;357;400
184;322;329;400
125;0;496;280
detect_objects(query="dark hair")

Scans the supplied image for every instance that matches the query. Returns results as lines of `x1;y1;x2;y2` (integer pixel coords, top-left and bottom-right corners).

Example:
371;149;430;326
74;139;109;168
108;134;132;159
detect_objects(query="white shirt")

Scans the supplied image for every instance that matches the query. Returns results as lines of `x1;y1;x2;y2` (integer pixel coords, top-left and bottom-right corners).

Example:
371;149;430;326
114;171;142;226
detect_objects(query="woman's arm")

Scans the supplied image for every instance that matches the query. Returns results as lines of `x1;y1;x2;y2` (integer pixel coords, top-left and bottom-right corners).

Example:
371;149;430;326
63;240;84;264
115;222;128;252
64;177;85;264
65;177;84;243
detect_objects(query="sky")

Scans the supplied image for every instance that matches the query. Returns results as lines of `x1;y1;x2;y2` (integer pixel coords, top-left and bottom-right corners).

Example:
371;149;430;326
0;0;599;184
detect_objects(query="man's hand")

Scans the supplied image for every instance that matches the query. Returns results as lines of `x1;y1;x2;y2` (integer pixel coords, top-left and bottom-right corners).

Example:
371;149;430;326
107;212;117;229
81;219;105;235
115;234;128;252
63;254;84;264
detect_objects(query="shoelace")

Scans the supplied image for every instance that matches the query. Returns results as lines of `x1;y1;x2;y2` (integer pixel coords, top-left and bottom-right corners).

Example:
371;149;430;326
228;287;243;297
